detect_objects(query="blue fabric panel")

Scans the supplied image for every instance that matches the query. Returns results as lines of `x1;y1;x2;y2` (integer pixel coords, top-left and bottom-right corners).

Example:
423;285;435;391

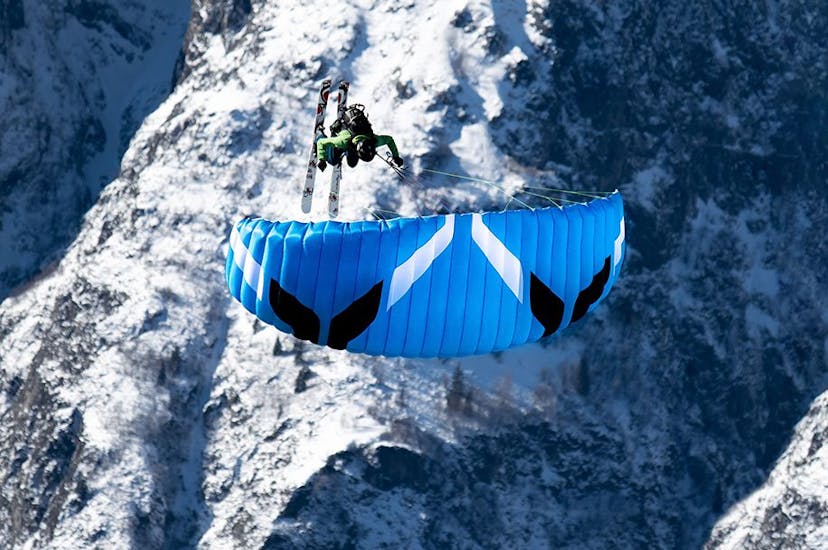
225;192;626;358
240;219;268;313
297;222;323;324
229;218;254;312
364;219;400;354
418;216;452;358
492;210;519;351
548;207;567;333
385;216;422;357
401;216;439;356
595;197;611;302
457;215;486;357
513;209;539;346
563;205;583;327
345;220;382;353
334;221;362;317
438;214;468;357
279;222;307;336
581;201;597;315
478;211;506;353
313;223;344;345
256;222;286;330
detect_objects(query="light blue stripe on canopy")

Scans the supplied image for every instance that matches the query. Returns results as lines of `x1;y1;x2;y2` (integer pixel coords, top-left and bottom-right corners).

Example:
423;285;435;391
226;191;625;358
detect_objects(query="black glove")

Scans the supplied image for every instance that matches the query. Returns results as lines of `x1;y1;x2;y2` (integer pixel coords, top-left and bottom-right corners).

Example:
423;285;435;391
318;159;327;172
392;155;404;168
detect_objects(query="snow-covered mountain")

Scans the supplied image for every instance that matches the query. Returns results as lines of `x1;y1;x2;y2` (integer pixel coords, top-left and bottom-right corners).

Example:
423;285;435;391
707;391;828;549
1;1;826;548
0;0;189;300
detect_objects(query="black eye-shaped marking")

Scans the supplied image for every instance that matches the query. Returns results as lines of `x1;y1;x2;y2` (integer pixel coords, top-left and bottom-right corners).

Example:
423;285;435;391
530;273;565;337
571;256;611;324
530;255;612;337
328;282;384;350
269;278;321;344
269;279;383;350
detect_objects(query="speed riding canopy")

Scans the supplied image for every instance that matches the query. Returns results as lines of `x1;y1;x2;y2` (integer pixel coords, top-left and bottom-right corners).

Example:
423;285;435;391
226;192;625;358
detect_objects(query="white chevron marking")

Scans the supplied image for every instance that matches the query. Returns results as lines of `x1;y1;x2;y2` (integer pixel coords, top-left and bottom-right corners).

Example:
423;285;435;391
230;224;264;301
471;214;524;302
387;215;455;310
614;217;625;269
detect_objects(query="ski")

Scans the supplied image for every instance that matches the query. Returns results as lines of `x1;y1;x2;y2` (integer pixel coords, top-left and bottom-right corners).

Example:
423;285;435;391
301;78;333;214
328;80;350;218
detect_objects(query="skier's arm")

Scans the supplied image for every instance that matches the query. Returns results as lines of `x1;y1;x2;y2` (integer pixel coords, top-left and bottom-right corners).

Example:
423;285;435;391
316;131;352;160
374;135;399;158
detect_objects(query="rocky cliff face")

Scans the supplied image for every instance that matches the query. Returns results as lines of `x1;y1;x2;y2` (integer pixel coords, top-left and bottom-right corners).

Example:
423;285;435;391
0;0;826;548
707;391;828;549
0;0;189;299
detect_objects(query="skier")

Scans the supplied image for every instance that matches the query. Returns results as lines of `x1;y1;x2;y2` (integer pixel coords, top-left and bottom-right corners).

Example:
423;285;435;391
316;103;404;172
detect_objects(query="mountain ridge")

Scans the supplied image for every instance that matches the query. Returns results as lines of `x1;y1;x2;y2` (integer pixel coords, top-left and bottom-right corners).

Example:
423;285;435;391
1;1;826;548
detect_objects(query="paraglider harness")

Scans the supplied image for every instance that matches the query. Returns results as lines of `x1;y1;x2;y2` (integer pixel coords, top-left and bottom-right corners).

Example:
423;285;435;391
330;103;373;137
331;103;392;164
329;103;378;163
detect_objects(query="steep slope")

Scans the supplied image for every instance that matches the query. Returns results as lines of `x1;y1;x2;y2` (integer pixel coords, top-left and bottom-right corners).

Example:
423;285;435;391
707;392;828;549
0;0;189;300
0;0;826;549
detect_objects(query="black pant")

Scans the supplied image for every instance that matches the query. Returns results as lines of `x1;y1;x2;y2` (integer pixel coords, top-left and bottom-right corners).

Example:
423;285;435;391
347;146;359;168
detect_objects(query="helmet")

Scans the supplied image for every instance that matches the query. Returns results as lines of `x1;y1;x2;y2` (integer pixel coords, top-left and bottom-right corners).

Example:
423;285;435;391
356;138;376;162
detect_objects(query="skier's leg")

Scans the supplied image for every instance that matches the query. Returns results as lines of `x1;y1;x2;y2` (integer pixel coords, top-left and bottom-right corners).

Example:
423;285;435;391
330;147;345;166
321;144;335;163
346;146;359;168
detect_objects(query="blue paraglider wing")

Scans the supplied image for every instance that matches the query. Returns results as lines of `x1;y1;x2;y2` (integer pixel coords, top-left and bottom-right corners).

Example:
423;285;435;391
226;192;625;357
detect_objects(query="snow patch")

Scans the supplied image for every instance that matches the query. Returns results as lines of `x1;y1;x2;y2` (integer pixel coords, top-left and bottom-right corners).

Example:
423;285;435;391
630;165;670;211
744;303;779;339
742;266;779;298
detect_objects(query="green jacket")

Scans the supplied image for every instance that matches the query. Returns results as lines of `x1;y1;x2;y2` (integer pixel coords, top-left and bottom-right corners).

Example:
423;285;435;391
316;129;400;160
